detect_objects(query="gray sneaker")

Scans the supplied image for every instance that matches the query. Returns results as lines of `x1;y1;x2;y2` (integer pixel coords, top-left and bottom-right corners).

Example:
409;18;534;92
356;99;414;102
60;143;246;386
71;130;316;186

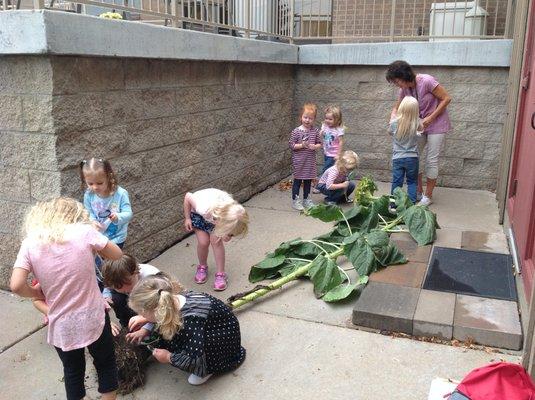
292;197;304;211
303;198;315;209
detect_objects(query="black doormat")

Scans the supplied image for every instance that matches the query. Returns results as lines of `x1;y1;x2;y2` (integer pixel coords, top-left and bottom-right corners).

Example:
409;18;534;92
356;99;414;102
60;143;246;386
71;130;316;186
423;247;517;301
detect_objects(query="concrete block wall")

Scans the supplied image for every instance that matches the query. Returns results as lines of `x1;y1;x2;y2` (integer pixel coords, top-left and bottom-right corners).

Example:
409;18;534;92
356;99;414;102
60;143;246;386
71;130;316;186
0;55;295;289
294;65;508;189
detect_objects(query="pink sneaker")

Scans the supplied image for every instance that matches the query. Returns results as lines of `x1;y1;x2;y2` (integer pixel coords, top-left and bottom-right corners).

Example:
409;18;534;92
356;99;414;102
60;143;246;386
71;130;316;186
194;264;208;284
213;272;228;291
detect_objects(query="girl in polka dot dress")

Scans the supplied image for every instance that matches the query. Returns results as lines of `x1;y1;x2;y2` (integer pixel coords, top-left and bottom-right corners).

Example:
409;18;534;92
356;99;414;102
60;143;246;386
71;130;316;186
128;275;246;385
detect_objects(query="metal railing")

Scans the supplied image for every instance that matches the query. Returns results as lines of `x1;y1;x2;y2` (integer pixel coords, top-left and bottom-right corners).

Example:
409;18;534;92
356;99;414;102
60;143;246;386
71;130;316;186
1;0;514;42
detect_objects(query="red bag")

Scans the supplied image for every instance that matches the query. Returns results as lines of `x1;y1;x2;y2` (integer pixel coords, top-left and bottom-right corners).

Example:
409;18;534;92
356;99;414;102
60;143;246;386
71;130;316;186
453;362;535;400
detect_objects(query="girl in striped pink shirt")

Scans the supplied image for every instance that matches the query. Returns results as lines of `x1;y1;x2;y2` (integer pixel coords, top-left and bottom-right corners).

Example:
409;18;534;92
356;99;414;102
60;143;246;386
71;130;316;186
289;103;322;211
317;150;360;205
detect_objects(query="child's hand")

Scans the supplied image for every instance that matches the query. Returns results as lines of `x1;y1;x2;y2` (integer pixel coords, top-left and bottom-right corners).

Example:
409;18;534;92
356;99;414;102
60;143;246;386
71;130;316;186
110;321;121;337
109;213;118;223
343;181;350;188
103;295;114;305
31;283;45;301
152;348;171;364
184;218;193;232
92;220;105;232
126;327;150;344
128;315;149;332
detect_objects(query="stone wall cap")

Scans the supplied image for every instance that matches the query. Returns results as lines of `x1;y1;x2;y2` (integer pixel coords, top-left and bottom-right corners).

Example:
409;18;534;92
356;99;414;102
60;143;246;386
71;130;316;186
0;10;298;64
0;10;511;67
298;40;513;67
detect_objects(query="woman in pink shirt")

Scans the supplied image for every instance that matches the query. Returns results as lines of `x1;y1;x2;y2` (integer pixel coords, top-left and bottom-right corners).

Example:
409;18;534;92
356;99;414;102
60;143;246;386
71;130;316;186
386;60;452;206
10;198;123;400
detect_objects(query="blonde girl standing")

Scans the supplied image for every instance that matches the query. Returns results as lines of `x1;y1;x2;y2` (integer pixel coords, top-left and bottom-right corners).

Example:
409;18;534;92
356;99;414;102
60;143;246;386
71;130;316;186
80;158;133;288
128;275;246;386
388;96;423;203
183;188;249;291
289;103;322;210
320;105;345;174
10;198;123;400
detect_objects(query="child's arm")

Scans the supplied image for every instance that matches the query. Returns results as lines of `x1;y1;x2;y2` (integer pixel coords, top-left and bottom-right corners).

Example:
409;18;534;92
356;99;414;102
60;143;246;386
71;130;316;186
289;130;304;150
390;99;401;121
309;130;322;150
329;181;350;190
83;192;98;221
183;193;194;231
98;241;123;261
110;191;133;225
10;268;44;300
32;299;49;315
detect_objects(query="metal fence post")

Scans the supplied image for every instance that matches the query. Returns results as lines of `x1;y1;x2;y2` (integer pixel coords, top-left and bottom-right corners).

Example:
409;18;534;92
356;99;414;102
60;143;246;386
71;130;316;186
171;0;179;27
289;0;295;43
246;0;251;38
33;0;44;8
389;0;396;42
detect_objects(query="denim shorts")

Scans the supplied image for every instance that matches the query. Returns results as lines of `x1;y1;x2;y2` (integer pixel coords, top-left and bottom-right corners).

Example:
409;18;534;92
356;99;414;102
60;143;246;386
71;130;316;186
190;212;215;233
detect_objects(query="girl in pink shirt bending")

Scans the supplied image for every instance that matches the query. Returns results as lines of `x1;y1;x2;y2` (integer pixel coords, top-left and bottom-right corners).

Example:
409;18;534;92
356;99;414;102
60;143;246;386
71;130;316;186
10;198;122;400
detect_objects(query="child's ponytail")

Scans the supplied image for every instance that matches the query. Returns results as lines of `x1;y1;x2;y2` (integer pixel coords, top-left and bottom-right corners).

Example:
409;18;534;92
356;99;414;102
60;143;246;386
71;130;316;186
156;289;182;340
128;275;184;340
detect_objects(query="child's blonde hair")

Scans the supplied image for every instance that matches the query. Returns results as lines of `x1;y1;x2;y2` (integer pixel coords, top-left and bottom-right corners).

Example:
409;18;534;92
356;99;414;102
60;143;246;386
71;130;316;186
301;102;317;119
23;197;90;243
79;158;118;194
128;275;184;340
324;105;343;128
335;150;360;173
212;202;249;238
395;96;420;141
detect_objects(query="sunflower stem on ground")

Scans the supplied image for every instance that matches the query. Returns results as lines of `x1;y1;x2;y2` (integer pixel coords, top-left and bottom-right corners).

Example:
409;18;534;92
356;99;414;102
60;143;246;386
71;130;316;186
230;248;345;309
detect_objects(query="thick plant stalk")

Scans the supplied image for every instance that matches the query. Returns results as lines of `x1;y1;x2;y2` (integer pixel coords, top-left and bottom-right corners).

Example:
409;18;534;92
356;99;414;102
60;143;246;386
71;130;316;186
230;248;344;309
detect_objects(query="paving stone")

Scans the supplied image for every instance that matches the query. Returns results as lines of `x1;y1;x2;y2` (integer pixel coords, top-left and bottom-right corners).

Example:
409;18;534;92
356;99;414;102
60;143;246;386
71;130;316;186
461;231;510;254
352;282;420;334
453;294;522;350
391;239;432;263
413;290;455;340
433;228;463;249
369;262;427;288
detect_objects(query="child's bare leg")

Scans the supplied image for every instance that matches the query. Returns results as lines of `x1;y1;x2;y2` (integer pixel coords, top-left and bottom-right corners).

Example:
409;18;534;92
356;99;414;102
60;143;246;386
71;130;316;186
194;229;210;265
210;235;226;274
100;391;117;400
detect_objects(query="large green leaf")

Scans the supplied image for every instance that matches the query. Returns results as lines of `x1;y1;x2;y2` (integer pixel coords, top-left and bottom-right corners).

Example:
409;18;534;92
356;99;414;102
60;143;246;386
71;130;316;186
273;238;303;256
336;205;379;235
343;232;377;276
322;276;369;302
343;230;397;276
248;253;287;283
248;265;282;283
371;195;394;218
366;230;390;250
303;203;343;222
403;205;438;246
377;242;407;267
308;255;344;298
393;187;413;214
254;254;286;269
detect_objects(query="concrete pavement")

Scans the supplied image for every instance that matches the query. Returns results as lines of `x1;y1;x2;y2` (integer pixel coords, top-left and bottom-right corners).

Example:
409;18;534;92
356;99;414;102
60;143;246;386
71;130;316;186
0;182;519;399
